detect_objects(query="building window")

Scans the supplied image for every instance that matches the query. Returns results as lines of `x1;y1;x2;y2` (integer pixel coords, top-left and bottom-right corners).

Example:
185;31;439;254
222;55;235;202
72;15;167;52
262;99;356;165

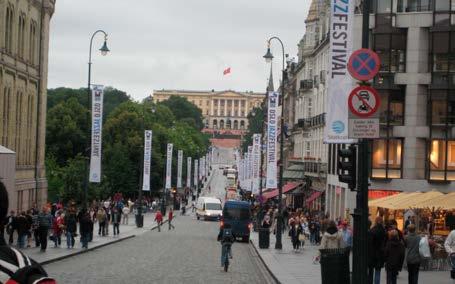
374;33;407;73
372;139;403;179
379;89;405;125
220;110;224;116
5;5;14;53
18;13;26;58
29;21;37;64
429;140;455;181
206;100;210;106
241;110;245;117
241;100;245;107
377;0;393;13
397;0;431;12
430;90;455;125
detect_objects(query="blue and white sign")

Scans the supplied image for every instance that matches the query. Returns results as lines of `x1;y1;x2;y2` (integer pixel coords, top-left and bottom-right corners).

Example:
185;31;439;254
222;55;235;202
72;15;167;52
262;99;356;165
142;130;152;191
89;85;104;183
165;143;173;189
266;91;278;189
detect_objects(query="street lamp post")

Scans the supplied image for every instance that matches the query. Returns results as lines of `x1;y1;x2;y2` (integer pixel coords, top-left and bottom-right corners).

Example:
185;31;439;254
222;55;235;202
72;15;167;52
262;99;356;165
84;30;110;208
263;36;285;250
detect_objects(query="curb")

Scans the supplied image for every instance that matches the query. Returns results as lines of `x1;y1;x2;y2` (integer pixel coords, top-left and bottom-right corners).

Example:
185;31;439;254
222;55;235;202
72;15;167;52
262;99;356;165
40;234;136;266
249;239;281;284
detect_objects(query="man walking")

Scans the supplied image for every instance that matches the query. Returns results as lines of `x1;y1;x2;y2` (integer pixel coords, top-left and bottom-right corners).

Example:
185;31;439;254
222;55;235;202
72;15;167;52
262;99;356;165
5;210;16;245
37;207;52;252
79;208;92;249
155;210;163;232
64;209;77;249
112;207;121;236
405;224;421;284
168;209;175;230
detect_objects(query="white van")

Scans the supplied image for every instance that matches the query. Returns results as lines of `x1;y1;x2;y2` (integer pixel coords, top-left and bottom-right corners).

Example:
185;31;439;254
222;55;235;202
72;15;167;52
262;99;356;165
196;197;222;221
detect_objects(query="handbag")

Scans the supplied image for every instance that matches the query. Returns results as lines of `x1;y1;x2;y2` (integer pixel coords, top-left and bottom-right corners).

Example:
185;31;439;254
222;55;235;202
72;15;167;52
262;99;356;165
298;234;305;242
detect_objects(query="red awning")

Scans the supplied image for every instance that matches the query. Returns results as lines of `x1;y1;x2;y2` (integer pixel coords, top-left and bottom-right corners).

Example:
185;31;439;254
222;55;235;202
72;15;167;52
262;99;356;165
262;182;301;201
306;191;323;205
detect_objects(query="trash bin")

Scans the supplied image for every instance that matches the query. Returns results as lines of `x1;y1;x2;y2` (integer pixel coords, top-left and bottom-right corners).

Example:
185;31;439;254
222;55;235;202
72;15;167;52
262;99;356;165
135;214;144;228
258;228;270;249
319;248;350;284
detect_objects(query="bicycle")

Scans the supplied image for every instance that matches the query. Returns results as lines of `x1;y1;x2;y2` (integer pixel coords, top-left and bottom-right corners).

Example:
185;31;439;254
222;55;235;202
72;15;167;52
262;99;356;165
222;243;232;272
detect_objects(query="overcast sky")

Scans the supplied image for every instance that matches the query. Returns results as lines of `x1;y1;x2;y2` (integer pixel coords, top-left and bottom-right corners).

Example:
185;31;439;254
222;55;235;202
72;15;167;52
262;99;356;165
48;0;311;101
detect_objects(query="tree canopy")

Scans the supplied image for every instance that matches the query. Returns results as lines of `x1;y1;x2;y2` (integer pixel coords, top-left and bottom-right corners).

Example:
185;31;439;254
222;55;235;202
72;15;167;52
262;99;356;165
159;95;205;130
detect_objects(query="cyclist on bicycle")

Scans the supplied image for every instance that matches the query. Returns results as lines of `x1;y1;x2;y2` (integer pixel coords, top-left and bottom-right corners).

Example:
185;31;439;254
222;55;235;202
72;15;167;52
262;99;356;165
217;223;235;269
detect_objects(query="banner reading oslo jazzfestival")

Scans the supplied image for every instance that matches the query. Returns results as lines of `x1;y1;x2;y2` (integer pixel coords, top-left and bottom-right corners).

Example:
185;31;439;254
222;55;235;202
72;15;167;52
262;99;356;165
324;0;355;143
142;130;152;191
266;91;279;189
89;85;105;183
187;157;192;188
165;143;173;189
252;134;261;195
194;159;199;187
177;150;183;188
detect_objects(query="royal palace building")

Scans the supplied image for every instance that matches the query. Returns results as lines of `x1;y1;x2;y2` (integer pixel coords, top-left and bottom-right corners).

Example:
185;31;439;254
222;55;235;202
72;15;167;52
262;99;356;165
0;0;55;212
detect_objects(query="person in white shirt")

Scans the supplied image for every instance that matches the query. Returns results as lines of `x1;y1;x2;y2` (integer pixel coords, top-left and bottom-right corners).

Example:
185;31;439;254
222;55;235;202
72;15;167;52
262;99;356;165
122;206;130;225
445;226;455;279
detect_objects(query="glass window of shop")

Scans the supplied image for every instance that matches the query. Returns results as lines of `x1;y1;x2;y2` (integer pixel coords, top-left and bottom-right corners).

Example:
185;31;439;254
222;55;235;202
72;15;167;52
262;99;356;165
397;0;432;12
430;90;455;125
433;0;455;26
429;140;455;181
377;0;393;13
372;139;403;179
374;33;407;73
379;89;405;125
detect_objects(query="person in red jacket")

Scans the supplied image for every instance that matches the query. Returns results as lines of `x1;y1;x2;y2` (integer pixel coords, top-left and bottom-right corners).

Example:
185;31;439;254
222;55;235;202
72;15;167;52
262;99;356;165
168;209;175;230
52;211;64;247
155;210;163;232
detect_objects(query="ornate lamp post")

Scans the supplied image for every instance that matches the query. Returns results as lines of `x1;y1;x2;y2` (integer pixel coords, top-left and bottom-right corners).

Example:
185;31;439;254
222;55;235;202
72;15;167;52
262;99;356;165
84;30;109;208
263;36;285;250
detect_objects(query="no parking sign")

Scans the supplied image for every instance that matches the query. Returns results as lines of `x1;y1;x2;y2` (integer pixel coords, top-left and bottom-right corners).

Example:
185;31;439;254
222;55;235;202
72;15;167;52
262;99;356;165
348;86;380;138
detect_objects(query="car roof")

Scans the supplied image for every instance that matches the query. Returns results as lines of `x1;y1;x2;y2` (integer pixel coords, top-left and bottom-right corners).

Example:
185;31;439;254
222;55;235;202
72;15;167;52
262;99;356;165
224;200;250;207
198;197;221;203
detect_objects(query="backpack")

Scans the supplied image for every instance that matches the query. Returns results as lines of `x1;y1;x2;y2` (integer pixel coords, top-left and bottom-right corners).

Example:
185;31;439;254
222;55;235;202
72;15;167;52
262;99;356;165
0;246;55;284
222;228;234;243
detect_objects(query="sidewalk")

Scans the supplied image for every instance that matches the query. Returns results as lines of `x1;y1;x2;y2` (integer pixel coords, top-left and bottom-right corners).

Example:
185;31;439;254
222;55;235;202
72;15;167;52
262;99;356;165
250;231;453;284
17;213;165;265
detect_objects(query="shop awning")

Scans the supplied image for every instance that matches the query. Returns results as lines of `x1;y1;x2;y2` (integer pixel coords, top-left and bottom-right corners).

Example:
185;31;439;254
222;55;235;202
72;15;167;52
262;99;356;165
369;191;445;210
262;182;301;200
306;191;323;205
413;192;455;210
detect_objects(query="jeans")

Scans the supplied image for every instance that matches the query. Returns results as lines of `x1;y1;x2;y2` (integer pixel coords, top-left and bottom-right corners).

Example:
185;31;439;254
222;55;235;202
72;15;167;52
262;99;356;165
98;222;105;236
38;227;48;251
220;243;232;266
34;229;40;247
168;220;175;230
66;231;75;248
368;267;381;284
81;232;89;249
407;262;420;284
17;233;27;248
113;223;119;235
53;233;61;247
310;232;316;244
386;270;398;284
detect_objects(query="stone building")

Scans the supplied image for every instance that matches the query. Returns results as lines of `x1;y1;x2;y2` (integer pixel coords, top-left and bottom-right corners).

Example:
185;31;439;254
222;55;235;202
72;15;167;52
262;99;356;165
152;89;264;132
0;0;55;212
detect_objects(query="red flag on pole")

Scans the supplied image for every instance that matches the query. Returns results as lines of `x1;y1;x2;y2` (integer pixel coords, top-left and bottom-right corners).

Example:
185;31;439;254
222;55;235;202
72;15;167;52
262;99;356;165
223;67;231;75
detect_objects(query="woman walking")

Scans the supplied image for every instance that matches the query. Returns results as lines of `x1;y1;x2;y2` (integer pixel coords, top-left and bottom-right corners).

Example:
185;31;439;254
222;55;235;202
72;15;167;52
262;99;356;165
384;229;405;284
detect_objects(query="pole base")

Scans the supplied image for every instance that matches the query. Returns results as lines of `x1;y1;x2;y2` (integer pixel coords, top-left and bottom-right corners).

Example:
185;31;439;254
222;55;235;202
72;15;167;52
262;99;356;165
135;214;144;228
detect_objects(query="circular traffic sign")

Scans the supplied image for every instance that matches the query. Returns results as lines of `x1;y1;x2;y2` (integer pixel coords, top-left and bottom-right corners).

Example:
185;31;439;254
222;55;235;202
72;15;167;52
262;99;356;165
348;86;380;118
348;49;381;81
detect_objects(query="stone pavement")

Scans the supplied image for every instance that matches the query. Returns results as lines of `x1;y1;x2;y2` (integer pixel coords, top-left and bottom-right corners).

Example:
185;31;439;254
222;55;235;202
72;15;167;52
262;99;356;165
17;212;167;265
251;231;453;284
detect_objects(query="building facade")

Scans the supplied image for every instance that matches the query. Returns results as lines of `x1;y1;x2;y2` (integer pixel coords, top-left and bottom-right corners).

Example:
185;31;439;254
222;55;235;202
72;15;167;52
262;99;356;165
0;0;55;212
288;0;455;220
153;89;264;132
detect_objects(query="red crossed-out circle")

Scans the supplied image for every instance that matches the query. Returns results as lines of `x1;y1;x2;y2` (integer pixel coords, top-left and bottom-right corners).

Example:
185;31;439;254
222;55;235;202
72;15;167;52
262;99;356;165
348;49;381;81
348;86;380;118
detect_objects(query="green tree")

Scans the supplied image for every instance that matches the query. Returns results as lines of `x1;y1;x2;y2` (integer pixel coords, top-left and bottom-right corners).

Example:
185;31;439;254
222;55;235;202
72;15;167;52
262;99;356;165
159;95;204;130
242;106;264;152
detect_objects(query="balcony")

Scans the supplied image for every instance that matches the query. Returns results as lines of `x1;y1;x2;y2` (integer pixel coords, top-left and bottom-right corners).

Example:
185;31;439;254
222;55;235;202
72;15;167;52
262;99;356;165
295;113;326;130
303;160;327;178
299;79;313;91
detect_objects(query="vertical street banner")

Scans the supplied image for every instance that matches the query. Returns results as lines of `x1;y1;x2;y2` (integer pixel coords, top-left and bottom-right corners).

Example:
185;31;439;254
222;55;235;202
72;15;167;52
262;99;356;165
247;146;253;192
177;150;183;188
199;156;205;180
194;159;199;186
89;85;104;183
266;91;279;188
324;0;355;143
142;130;152;191
165;143;173;189
252;134;261;195
205;153;209;177
186;157;192;188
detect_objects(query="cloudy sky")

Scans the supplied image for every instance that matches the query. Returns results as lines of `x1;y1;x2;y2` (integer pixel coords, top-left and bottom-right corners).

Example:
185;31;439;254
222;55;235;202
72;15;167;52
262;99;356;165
48;0;311;101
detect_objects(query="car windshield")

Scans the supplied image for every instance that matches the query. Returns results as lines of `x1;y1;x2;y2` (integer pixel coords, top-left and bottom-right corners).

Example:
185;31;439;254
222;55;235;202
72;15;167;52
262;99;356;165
206;203;221;210
223;207;250;220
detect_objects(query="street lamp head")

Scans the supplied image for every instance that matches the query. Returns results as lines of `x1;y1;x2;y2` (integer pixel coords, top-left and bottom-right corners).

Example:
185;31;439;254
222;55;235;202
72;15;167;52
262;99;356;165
263;47;274;63
99;40;110;56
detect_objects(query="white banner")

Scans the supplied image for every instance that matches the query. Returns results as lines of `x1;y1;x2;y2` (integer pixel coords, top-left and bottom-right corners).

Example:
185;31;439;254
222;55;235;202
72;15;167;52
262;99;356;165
324;0;355;143
142;130;152;191
194;159;198;186
177;150;183;188
252;134;261;195
266;91;279;188
165;143;173;189
186;157;192;188
89;85;104;183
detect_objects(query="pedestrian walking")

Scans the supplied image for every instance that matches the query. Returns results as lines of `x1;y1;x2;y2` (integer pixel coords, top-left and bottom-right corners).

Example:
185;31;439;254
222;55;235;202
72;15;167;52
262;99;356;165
405;224;421;284
64;209;77;249
37;207;52;252
340;221;353;251
444;224;455;279
79;209;92;249
104;206;111;236
384;229;405;284
15;212;28;249
319;220;342;250
122;206;130;225
191;201;196;213
155;210;163;232
25;210;33;248
96;208;107;236
289;219;303;252
168;209;175;230
368;217;386;284
31;210;40;247
112;207;121;236
52;211;64;248
5;210;16;245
